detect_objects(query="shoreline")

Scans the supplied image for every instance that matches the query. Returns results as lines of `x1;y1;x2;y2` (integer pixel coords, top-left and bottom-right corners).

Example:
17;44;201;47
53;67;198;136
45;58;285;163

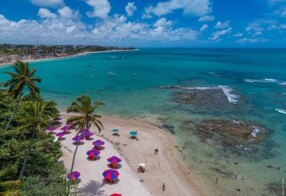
0;49;138;68
59;112;204;196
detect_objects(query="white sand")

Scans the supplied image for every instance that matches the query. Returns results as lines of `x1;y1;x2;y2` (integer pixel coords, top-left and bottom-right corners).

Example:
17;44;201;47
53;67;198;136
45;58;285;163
58;113;204;196
58;115;152;196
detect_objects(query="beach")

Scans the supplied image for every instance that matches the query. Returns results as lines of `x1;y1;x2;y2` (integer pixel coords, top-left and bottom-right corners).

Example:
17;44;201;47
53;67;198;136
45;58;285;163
0;49;136;68
59;113;203;196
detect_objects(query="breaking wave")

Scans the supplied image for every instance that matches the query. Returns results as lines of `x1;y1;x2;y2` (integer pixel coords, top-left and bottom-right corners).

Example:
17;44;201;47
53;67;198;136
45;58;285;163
160;85;239;104
244;78;286;86
275;109;286;115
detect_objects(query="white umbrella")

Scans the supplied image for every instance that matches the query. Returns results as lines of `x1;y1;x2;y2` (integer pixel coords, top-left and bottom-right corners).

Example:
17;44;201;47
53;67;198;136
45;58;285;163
138;163;146;167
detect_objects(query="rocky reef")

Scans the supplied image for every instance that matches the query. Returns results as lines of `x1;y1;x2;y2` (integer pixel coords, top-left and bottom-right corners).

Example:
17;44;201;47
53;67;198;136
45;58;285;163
182;119;273;160
194;119;267;144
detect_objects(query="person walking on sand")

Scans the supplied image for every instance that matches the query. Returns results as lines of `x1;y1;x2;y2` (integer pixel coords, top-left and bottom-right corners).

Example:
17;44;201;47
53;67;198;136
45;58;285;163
162;183;165;191
155;148;159;155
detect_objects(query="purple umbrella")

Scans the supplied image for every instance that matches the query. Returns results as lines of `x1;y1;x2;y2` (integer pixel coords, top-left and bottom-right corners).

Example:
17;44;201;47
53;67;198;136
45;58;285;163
54;117;62;121
107;156;122;164
61;126;69;131
56;132;65;140
102;169;119;181
93;140;105;147
72;135;84;142
47;126;56;132
81;129;94;139
86;149;100;160
66;171;80;180
67;122;74;128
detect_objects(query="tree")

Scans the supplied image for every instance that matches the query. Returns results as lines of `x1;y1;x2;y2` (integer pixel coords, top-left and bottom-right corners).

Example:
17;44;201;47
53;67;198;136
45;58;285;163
0;166;20;196
66;95;103;195
17;101;50;178
3;61;41;131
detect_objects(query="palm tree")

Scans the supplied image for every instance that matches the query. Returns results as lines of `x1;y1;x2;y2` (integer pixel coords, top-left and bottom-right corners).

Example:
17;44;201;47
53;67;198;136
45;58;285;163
3;61;41;131
66;95;103;195
0;166;20;196
17;101;50;178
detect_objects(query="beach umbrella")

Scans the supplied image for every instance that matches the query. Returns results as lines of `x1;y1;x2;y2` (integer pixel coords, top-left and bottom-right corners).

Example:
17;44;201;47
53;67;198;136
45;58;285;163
102;169;119;181
138;163;146;167
129;130;137;137
72;135;84;142
54;117;62;121
110;194;122;196
80;129;89;134
60;126;69;131
81;129;94;138
93;140;105;147
86;149;100;159
47;126;56;132
67;122;74;127
66;171;80;180
56;132;65;138
107;156;122;165
112;129;119;133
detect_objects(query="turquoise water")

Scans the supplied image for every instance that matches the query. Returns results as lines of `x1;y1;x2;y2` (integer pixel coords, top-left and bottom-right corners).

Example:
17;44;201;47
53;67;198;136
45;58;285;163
1;48;286;195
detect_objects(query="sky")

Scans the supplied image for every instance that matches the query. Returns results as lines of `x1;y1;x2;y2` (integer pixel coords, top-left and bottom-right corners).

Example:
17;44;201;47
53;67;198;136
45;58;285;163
0;0;285;47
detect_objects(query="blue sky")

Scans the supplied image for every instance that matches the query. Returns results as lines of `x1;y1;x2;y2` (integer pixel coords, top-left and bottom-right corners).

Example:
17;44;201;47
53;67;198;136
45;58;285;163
0;0;285;47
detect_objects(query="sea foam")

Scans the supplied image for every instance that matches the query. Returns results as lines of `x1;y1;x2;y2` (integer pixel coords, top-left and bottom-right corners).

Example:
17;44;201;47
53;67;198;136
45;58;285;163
252;127;261;138
275;109;286;115
218;85;239;104
244;78;286;86
160;85;238;104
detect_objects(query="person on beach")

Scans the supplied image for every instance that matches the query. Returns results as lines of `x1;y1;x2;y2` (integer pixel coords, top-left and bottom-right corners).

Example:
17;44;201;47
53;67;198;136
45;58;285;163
155;148;159;155
162;183;165;191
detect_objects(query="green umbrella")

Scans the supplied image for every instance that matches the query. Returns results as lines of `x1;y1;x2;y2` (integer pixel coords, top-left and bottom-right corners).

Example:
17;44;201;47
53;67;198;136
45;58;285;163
112;129;119;132
129;131;137;136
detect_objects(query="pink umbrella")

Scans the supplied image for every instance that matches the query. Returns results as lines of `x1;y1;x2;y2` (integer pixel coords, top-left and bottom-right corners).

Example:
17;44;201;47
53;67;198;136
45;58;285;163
47;126;56;133
81;129;94;139
93;140;105;147
56;132;65;140
86;149;100;160
60;126;70;134
72;135;84;142
66;171;80;180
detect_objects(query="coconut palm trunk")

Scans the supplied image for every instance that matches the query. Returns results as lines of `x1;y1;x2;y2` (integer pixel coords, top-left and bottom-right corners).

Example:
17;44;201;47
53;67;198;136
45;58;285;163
19;129;36;178
66;95;103;196
5;90;22;131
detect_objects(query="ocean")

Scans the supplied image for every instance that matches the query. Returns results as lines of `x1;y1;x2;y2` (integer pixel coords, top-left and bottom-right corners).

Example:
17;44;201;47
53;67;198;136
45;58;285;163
1;48;286;195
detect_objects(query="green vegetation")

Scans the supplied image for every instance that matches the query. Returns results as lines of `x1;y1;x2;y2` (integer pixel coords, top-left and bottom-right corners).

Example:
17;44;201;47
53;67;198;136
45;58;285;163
0;44;135;65
0;61;76;195
66;95;103;196
3;60;41;131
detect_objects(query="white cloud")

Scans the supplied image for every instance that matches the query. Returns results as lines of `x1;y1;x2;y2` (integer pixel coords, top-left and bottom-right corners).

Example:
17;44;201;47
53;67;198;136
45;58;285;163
198;15;215;22
0;13;198;46
233;32;243;37
91;15;198;43
215;20;230;29
38;8;57;19
154;18;172;27
66;25;77;33
58;6;74;18
31;0;63;7
200;24;208;31
125;2;137;16
86;0;111;18
237;38;268;43
210;27;232;40
145;0;211;17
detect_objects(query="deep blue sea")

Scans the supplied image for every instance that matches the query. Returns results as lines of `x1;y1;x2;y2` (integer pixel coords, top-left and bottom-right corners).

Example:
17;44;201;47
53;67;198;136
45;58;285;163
1;48;286;195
